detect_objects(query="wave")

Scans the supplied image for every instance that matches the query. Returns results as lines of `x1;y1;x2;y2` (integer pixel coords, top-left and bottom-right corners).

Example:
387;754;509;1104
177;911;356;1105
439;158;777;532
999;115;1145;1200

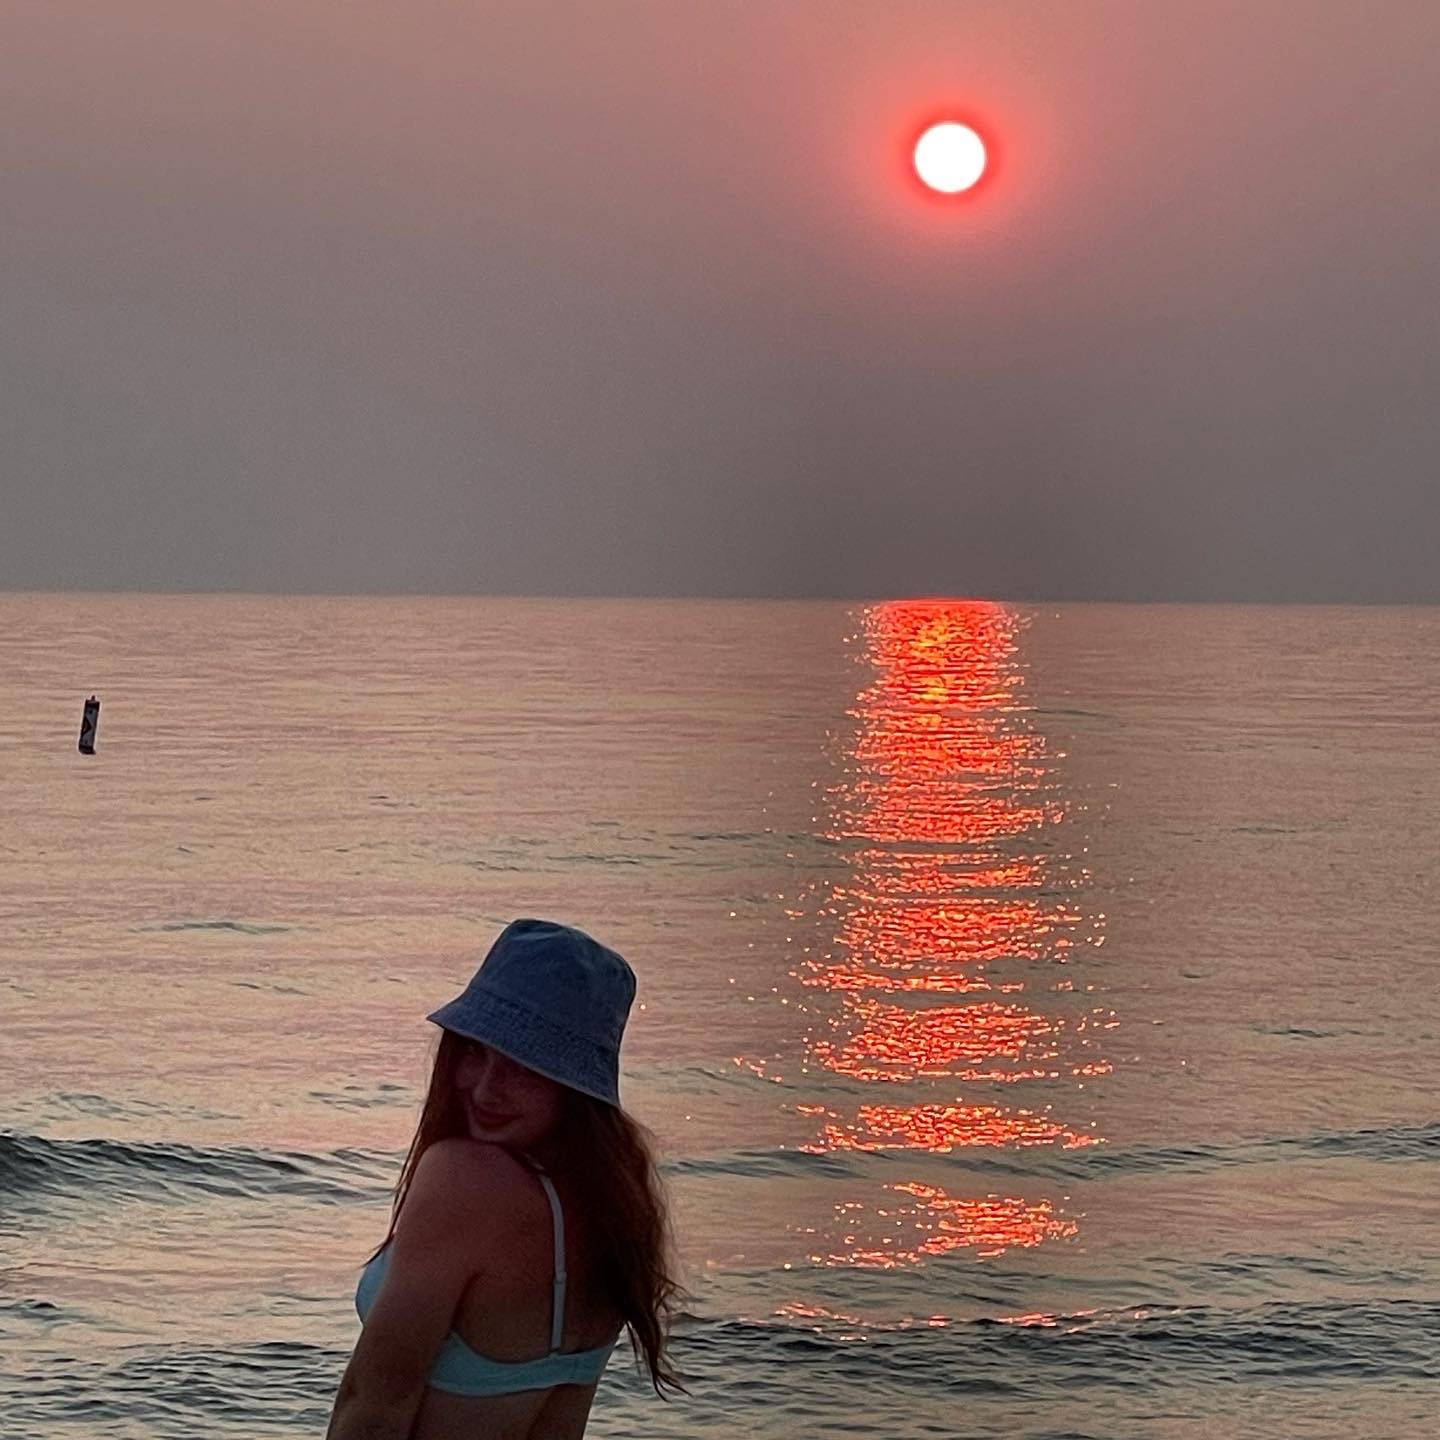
1056;1121;1440;1178
8;1118;1430;1219
669;1148;870;1181
2;1300;1436;1437
627;1062;784;1097
0;1131;393;1211
36;1091;238;1124
668;1296;1440;1382
665;1296;1440;1391
18;1301;1424;1431
667;1122;1440;1185
137;920;293;935
1;1339;344;1433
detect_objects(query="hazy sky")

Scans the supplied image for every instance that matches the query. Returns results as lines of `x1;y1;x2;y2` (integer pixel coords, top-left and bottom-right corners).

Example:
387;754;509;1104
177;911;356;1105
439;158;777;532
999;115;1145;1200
4;1;1438;599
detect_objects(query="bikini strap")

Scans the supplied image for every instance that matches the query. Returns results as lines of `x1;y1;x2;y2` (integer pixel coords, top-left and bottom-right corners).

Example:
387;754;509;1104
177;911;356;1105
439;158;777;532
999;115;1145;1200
531;1170;567;1353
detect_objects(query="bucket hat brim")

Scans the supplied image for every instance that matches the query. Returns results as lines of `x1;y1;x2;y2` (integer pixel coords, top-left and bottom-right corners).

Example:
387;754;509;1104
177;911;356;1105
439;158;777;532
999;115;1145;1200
428;985;622;1107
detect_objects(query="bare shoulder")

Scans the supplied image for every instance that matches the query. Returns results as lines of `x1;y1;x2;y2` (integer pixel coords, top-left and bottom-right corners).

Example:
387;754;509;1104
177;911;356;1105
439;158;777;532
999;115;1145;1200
395;1140;543;1250
410;1137;534;1195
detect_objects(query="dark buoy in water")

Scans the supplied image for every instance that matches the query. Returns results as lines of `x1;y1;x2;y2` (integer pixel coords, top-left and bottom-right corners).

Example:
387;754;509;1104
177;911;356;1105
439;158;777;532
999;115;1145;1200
78;695;100;755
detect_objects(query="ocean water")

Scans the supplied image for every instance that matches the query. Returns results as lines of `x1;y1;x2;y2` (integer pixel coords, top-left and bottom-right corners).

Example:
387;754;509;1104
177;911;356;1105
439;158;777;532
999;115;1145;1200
2;594;1437;1439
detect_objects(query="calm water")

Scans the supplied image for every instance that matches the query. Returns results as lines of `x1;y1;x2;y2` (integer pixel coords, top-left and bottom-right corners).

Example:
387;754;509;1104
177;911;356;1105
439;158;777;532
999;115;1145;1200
2;595;1438;1439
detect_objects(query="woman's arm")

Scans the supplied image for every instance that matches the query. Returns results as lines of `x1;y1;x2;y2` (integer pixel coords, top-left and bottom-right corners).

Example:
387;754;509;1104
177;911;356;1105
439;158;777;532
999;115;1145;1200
326;1140;507;1440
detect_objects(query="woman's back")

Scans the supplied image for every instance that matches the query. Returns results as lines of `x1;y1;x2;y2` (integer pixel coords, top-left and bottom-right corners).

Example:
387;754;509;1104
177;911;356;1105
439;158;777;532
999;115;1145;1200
345;1141;625;1440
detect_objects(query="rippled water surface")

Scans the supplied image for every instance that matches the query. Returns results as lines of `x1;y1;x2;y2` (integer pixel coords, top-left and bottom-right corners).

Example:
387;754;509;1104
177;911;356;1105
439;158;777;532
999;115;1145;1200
3;596;1438;1438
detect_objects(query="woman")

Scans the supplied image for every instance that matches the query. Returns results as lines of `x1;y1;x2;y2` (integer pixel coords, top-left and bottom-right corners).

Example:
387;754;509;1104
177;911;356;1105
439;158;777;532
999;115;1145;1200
327;918;684;1440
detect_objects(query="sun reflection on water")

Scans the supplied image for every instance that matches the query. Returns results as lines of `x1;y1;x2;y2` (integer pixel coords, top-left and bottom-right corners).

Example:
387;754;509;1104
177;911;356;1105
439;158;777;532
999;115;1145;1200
759;601;1112;1273
795;1183;1079;1267
798;1100;1100;1153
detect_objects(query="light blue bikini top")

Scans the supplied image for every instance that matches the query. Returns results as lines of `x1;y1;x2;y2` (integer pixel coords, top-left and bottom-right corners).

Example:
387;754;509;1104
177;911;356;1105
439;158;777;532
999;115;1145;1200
355;1160;619;1396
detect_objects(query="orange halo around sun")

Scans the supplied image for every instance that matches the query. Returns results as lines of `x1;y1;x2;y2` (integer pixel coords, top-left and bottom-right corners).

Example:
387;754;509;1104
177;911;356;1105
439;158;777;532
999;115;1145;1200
913;121;988;193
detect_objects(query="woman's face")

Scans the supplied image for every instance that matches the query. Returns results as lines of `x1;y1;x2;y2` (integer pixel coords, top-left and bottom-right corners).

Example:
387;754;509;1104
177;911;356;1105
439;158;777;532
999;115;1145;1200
450;1037;566;1150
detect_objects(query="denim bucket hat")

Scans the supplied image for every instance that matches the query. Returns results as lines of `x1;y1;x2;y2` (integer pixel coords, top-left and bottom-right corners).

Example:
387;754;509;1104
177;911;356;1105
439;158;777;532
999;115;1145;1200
427;919;636;1107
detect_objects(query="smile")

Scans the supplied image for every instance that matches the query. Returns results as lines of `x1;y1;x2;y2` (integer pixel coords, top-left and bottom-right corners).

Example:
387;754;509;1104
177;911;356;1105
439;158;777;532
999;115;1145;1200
469;1106;512;1126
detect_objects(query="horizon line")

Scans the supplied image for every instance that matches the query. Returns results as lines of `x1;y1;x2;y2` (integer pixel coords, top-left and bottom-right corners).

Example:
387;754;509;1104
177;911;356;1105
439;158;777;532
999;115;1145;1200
3;588;1438;608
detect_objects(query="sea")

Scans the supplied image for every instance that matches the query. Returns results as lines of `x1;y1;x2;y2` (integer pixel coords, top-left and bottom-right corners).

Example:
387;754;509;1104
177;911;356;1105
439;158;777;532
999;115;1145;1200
2;594;1437;1439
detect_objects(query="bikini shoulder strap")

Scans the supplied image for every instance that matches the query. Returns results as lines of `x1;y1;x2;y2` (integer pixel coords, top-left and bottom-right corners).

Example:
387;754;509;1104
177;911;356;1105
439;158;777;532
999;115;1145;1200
531;1169;567;1353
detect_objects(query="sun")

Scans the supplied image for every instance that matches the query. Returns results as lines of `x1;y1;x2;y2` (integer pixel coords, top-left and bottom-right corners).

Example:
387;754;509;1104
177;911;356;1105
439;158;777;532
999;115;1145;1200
913;122;987;194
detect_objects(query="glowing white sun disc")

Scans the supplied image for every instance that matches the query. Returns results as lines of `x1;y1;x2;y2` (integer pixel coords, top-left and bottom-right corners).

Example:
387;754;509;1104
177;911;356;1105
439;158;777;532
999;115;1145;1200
913;122;987;193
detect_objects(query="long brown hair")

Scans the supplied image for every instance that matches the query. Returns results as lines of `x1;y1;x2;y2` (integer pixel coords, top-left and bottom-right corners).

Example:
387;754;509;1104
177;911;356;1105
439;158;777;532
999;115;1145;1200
374;1029;686;1397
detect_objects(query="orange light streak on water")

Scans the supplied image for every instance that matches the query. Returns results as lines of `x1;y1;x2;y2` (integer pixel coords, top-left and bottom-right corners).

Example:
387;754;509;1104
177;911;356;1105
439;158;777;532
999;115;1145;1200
808;995;1061;1081
819;895;1078;972
798;1183;1078;1267
767;600;1108;1271
799;1100;1100;1153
